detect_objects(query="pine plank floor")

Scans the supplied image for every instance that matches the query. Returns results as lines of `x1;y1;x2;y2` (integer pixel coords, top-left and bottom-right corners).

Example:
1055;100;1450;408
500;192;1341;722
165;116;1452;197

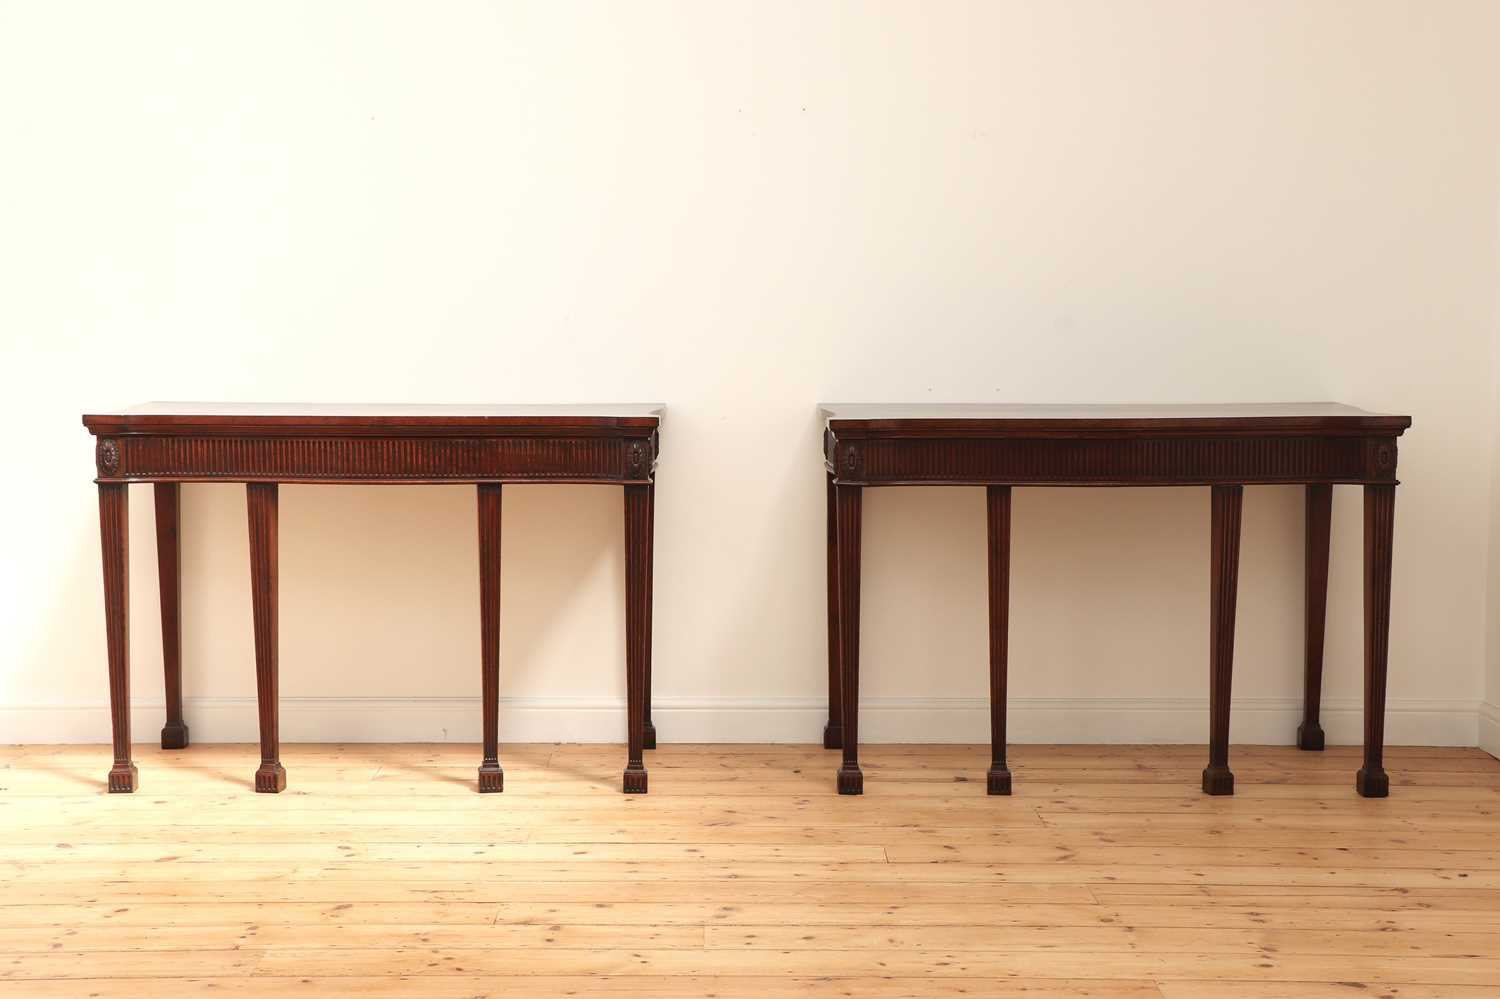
2;742;1499;997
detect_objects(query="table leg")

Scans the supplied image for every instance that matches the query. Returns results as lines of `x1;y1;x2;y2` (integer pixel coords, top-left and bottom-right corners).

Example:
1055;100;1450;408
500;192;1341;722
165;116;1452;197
155;483;190;750
824;471;842;750
247;483;285;793
1357;484;1395;798
835;483;863;794
987;486;1013;795
99;483;138;793
1202;484;1242;796
477;484;504;792
624;484;650;793
643;481;657;751
1298;483;1332;751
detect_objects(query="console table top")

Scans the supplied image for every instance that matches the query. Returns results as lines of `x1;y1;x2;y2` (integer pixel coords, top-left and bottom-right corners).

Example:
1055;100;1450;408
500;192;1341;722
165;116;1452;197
84;402;665;434
820;402;1410;435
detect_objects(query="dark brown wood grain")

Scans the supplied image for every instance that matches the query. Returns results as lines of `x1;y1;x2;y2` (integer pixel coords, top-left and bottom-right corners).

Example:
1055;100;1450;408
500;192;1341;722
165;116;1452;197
98;483;137;794
823;471;841;751
835;484;863;796
821;404;1408;488
83;403;661;433
821;403;1411;798
1202;484;1243;797
154;483;189;751
624;484;651;793
477;484;504;793
247;483;285;794
1298;483;1333;752
643;482;657;752
986;485;1012;797
84;405;661;795
1358;484;1396;799
89;435;654;485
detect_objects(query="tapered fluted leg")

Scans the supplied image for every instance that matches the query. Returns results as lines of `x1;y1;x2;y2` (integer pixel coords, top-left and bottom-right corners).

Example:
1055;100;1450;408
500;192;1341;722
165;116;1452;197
1298;484;1332;751
99;483;138;793
835;484;863;794
1357;484;1395;798
247;483;285;793
477;484;504;793
643;482;657;751
155;483;189;750
986;486;1013;796
623;484;650;793
1202;485;1243;796
823;471;842;750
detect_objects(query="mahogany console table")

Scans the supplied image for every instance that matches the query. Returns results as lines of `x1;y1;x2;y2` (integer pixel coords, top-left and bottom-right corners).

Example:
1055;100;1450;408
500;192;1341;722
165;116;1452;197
820;403;1412;798
83;403;663;795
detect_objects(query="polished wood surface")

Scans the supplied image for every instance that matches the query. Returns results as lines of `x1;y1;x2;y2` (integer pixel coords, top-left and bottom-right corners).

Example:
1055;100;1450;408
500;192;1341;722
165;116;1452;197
985;485;1013;796
95;484;136;794
822;473;841;751
1299;484;1333;751
86;401;664;425
84;404;662;795
246;483;285;794
833;485;864;796
821;401;1409;431
1359;484;1397;799
624;485;652;794
477;484;505;794
152;484;189;751
822;402;1412;798
1202;485;1243;797
3;742;1499;997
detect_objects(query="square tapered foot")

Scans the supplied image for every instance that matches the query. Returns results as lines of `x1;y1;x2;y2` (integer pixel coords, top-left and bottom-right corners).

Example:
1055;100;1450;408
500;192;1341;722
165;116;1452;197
1355;767;1389;798
643;724;657;751
254;764;287;793
823;723;842;750
1296;721;1325;752
623;766;648;794
837;765;863;795
477;765;504;793
1201;765;1234;796
160;723;190;750
107;764;139;793
987;767;1013;796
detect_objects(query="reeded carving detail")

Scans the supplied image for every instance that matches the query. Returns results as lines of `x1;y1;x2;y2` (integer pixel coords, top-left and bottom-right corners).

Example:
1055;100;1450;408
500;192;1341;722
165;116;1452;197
96;438;120;475
112;436;630;481
855;436;1381;485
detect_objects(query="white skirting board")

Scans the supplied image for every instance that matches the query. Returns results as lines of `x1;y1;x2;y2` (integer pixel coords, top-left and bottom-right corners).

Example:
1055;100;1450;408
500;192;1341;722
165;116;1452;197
1;695;1480;747
1480;701;1500;759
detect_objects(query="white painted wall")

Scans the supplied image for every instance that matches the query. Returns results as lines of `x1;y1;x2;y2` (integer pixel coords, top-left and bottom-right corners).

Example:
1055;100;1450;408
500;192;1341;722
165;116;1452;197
3;1;1498;747
1485;157;1500;760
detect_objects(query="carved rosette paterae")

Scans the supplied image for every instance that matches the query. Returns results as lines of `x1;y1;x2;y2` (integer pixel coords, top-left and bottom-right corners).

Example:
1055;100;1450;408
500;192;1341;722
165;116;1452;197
1364;437;1398;481
627;434;656;480
95;438;120;477
841;441;862;480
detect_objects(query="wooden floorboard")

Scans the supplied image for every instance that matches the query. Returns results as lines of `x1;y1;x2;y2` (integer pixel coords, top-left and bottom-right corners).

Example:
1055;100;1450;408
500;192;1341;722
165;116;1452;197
2;743;1498;996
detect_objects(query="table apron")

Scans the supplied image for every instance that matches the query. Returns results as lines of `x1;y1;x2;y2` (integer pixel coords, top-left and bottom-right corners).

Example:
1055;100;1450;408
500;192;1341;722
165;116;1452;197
91;433;658;484
825;434;1399;486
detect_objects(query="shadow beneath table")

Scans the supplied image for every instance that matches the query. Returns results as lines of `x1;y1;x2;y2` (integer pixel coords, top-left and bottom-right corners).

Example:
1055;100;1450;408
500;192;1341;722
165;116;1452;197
533;750;618;794
153;753;256;789
370;752;472;791
5;757;99;791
